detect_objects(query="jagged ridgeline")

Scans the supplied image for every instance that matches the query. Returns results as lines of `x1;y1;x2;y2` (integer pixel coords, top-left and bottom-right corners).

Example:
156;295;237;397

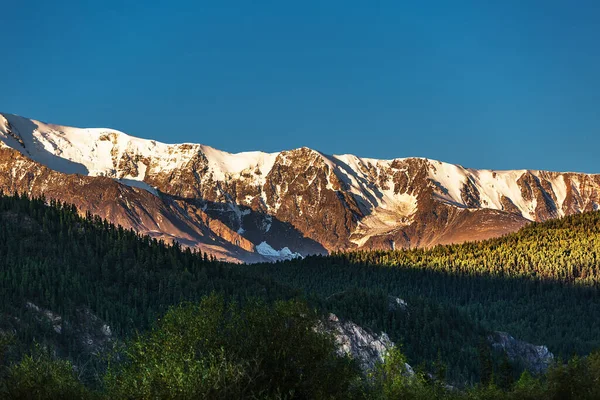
2;112;600;264
250;210;600;382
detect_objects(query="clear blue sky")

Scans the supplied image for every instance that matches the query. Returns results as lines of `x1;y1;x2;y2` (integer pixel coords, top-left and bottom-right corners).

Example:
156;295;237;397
2;1;599;172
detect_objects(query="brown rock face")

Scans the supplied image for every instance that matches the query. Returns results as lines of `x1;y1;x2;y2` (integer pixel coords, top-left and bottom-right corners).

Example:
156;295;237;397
0;145;261;262
500;195;521;215
516;172;559;220
1;112;599;262
261;148;363;250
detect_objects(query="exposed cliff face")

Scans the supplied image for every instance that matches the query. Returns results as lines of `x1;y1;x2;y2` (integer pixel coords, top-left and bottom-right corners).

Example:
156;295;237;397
489;332;555;374
323;313;414;374
0;144;262;262
1;112;599;262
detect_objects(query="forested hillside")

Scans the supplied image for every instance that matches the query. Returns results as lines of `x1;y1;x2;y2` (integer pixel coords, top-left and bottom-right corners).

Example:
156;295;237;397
339;211;600;283
0;193;298;374
1;193;600;398
250;211;600;382
0;193;492;384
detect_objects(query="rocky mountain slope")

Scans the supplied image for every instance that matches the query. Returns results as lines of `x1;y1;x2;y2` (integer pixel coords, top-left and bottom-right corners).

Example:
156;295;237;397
1;112;599;261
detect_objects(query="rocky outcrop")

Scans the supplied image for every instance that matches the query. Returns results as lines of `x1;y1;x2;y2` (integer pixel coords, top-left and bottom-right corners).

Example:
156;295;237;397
21;302;114;358
323;313;413;374
488;331;555;374
262;148;365;250
388;296;409;313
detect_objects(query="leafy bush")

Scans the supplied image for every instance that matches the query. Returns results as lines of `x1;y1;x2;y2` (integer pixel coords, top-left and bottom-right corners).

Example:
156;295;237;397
0;345;93;400
104;295;363;399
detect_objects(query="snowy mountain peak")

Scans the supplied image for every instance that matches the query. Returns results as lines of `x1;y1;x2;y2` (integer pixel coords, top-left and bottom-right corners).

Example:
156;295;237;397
0;112;599;261
0;113;281;191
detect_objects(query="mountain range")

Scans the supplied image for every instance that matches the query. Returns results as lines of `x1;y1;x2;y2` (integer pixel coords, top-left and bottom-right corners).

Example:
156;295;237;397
1;112;599;262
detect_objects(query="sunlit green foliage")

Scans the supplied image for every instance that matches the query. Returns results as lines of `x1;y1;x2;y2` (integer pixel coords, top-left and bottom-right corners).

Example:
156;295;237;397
251;211;600;382
335;211;600;284
369;348;600;400
104;295;363;399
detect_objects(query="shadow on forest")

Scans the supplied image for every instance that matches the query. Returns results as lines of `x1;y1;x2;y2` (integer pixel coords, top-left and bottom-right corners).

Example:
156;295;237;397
250;255;600;358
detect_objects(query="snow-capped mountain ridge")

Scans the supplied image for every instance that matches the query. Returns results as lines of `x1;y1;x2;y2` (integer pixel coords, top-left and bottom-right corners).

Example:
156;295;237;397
0;113;279;184
1;112;599;261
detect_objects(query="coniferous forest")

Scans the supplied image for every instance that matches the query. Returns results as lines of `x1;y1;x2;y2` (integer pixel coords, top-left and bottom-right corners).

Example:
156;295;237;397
250;213;600;383
1;193;600;399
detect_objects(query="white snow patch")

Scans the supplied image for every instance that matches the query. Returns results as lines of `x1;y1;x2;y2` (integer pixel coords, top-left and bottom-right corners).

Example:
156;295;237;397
3;111;599;228
117;179;159;196
429;161;467;204
548;174;568;216
199;145;279;183
350;192;418;247
0;113;279;197
256;241;301;259
256;241;280;257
